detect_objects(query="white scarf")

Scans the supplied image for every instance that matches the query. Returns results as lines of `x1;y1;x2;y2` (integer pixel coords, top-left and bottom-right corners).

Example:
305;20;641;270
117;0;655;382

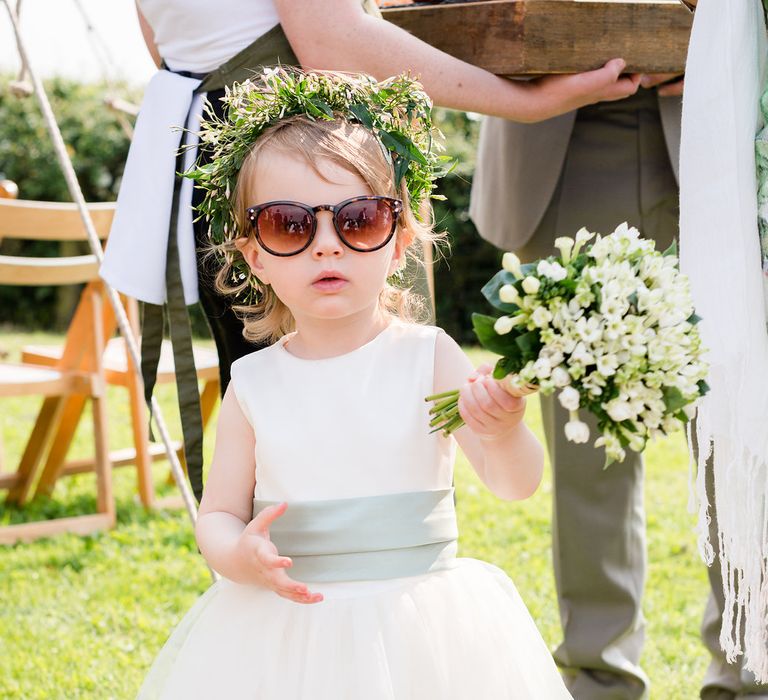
679;0;768;681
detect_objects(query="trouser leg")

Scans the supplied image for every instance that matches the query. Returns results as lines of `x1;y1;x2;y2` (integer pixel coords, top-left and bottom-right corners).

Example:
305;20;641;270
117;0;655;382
543;393;649;700
521;89;679;700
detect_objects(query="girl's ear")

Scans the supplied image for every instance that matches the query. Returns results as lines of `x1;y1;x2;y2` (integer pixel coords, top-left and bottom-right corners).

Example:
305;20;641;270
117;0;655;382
234;237;270;285
389;227;414;276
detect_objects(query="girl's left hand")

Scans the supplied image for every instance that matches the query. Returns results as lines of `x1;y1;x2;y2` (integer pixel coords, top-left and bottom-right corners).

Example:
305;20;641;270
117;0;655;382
457;364;527;439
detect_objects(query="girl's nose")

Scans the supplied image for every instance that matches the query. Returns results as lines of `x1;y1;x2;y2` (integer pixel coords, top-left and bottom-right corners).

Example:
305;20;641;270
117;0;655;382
311;212;343;258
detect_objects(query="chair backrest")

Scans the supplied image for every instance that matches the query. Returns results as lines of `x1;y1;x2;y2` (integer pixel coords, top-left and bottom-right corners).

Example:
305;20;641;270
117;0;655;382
0;198;115;287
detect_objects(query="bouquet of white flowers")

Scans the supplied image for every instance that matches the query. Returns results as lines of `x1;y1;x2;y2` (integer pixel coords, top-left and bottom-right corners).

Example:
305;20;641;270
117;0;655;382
427;223;709;464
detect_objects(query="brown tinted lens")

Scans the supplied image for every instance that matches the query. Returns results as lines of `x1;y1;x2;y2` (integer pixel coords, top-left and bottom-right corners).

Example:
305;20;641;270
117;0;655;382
257;204;313;254
336;199;394;250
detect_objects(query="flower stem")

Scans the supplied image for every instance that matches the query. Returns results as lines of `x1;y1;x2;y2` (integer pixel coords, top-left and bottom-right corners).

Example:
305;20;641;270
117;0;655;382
425;389;460;402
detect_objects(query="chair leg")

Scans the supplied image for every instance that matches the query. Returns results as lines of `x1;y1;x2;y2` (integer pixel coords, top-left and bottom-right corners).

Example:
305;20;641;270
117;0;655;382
34;394;87;499
6;396;65;505
200;379;220;429
91;391;115;522
127;368;155;509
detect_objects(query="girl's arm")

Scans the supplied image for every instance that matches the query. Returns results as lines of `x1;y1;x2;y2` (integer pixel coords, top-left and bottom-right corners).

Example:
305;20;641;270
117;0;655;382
196;386;323;604
135;1;162;68
274;0;641;123
433;332;545;501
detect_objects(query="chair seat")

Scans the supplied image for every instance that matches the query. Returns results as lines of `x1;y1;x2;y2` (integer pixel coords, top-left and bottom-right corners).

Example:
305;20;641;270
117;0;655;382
0;363;90;397
23;338;219;385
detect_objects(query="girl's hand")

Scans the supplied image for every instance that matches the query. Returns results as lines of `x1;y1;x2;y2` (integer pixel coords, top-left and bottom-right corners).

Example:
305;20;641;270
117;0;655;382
457;364;528;440
520;59;642;122
233;503;324;605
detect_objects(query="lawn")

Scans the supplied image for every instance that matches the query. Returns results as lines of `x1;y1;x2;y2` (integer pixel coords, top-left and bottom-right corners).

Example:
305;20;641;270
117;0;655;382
0;331;710;699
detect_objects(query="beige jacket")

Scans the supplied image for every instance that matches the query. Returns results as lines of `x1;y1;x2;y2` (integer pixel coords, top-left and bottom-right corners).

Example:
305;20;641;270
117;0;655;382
469;96;682;251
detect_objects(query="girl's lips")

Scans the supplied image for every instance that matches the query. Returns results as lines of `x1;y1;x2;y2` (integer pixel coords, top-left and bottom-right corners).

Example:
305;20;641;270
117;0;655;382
311;275;348;292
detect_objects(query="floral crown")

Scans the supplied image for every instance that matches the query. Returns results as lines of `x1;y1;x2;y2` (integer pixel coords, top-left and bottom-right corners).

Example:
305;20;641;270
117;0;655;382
187;66;450;246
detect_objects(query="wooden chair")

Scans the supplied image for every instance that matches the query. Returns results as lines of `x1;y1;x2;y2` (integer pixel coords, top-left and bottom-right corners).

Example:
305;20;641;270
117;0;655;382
0;199;220;512
0;200;115;543
22;308;220;508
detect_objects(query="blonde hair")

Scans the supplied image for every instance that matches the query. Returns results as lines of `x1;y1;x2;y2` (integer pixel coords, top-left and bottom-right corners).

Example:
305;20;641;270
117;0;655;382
211;115;443;344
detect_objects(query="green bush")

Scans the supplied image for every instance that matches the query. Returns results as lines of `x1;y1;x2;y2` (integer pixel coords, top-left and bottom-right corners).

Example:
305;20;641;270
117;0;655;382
0;76;135;328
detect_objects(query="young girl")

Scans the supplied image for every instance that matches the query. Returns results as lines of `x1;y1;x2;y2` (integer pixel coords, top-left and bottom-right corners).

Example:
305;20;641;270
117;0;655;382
138;69;572;699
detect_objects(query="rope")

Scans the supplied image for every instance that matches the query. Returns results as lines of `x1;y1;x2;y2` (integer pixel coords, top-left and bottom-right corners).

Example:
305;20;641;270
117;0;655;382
1;0;217;583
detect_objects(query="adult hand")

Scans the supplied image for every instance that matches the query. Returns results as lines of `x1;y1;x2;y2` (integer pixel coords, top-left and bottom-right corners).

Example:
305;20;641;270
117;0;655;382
458;364;528;439
521;59;641;122
234;502;324;605
639;73;685;97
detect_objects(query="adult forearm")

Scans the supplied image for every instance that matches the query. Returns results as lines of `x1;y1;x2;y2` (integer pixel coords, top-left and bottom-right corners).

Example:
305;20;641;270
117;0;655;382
476;424;545;501
291;14;536;120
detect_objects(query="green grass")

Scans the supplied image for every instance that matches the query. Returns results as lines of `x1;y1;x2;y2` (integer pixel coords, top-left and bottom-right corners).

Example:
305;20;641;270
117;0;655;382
0;332;709;699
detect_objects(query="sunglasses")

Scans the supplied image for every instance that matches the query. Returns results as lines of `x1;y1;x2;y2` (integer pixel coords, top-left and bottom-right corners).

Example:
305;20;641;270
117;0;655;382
246;195;403;257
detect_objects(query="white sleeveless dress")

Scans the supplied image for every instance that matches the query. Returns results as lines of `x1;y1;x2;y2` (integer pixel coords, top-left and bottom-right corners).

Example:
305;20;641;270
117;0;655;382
137;322;572;699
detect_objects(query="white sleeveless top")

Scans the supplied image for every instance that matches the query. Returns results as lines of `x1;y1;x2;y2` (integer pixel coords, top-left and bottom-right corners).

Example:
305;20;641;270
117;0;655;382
138;0;279;73
230;322;456;503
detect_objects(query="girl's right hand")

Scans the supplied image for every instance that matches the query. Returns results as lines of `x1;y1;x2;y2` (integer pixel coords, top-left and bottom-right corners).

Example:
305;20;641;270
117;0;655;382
520;59;642;122
233;503;324;605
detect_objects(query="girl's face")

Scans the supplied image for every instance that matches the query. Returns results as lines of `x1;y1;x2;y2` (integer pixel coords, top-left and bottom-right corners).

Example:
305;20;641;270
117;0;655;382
236;149;403;328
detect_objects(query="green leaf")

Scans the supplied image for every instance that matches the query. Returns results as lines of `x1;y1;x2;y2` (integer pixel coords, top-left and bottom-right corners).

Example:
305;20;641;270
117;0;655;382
514;329;541;360
697;379;710;397
493;355;524;379
662;240;678;258
481;269;521;313
393;157;409;188
471;313;524;357
662;386;688;413
687;313;702;324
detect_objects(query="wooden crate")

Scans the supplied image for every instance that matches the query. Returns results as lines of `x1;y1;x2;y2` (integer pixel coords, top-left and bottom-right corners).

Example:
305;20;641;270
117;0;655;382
381;0;693;75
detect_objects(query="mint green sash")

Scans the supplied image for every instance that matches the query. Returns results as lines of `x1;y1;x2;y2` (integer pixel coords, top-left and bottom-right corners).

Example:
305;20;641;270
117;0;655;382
253;489;458;583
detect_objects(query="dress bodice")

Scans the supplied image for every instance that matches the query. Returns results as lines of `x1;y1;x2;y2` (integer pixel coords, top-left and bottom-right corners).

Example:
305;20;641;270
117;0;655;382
230;322;455;503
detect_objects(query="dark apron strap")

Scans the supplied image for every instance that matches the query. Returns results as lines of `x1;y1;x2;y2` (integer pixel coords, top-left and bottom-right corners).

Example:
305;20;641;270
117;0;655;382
141;24;298;503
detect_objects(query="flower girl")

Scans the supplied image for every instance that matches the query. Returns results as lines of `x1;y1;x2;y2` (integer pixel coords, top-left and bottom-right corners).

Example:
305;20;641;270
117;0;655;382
138;68;572;699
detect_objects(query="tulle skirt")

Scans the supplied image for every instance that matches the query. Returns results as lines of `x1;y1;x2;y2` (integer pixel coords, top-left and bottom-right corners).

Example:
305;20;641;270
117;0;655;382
137;558;572;699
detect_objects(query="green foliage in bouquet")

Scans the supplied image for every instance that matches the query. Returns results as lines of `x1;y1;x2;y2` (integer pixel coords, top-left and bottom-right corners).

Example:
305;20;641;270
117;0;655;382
429;224;710;465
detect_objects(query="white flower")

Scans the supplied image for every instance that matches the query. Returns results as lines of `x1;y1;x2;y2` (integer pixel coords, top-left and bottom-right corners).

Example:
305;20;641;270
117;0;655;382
595;432;626;463
521;276;541;295
502;252;523;277
575;228;595;245
605;398;634;423
499;284;521;305
565;414;590;443
531;306;553;328
537;260;567;282
494;316;516;335
533;357;553;379
558;386;581;411
627;432;646;452
551;366;571;388
596;354;619;377
572;228;596;257
555;237;575;263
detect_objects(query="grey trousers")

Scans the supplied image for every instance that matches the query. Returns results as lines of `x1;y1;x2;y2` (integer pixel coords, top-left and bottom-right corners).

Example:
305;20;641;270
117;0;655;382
528;88;766;699
529;89;676;700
